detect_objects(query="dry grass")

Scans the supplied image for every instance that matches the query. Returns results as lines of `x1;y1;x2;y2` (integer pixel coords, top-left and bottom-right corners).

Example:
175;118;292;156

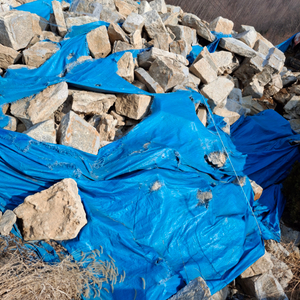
0;235;122;300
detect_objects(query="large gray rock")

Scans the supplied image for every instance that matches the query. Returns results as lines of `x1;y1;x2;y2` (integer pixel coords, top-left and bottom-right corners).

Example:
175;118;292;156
0;44;21;69
87;25;111;59
52;0;67;37
117;52;134;82
58;111;100;155
0;210;16;236
169;277;211;300
115;94;152;120
14;178;87;241
0;10;38;50
149;56;189;92
201;77;234;107
209;16;233;35
181;13;215;42
138;47;188;68
240;252;273;278
23;119;56;144
143;9;168;39
122;12;145;34
239;272;288;300
22;41;59;68
134;67;164;93
11;82;68;129
219;38;257;57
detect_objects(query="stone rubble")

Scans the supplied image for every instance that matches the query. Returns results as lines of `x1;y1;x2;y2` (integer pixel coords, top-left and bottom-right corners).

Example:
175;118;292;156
0;1;298;299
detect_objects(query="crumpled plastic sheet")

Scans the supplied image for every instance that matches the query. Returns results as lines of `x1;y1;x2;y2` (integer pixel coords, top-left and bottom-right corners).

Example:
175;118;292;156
0;1;299;299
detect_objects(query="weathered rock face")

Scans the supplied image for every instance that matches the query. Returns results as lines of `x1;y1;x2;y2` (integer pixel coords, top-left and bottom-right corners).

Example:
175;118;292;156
22;41;59;68
143;9;168;39
0;210;16;236
11;82;68;129
108;23;129;45
115;94;152;120
65;16;98;29
14;178;87;241
58;111;100;155
52;0;67;37
71;90;116;115
122;12;145;34
209;16;233;35
0;44;21;69
135;67;164;93
23;119;56;144
117;52;135;82
97;113;117;141
87;26;111;59
219;38;257;58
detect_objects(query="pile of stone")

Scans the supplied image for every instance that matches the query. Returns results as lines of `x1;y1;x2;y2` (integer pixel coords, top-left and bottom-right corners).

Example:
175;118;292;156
0;0;299;299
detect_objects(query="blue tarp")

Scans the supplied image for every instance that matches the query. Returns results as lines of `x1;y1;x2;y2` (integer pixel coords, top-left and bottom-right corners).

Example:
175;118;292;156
1;1;300;299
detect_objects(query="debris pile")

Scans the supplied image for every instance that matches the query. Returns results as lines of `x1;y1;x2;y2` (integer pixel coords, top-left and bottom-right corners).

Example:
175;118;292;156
0;0;299;299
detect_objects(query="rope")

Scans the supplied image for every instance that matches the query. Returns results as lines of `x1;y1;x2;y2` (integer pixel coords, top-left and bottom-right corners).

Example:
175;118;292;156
202;96;263;237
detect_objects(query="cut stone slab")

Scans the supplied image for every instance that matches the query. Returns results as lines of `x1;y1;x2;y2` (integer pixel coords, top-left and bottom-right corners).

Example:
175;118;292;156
87;26;111;59
289;119;300;134
169;277;211;300
117;52;134;83
65;16;99;29
219;38;257;57
181;13;215;42
209;16;233;35
100;7;125;24
108;23;129;45
201;77;234;107
135;67;164;93
138;47;188;69
22;41;59;68
0;44;21;69
0;210;16;236
0;10;37;50
149;0;167;14
149;56;189;92
122;12;145;34
58;111;100;155
3;115;17;131
14;178;87;241
138;0;152;14
210;51;239;75
240;252;273;278
11;82;68;129
52;0;67;37
143;9;168;39
115;94;152;120
96;113;117;141
23;119;56;144
239;272;288;300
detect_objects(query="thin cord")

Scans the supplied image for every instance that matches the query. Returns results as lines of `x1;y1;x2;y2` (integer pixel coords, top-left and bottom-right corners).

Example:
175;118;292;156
202;97;263;237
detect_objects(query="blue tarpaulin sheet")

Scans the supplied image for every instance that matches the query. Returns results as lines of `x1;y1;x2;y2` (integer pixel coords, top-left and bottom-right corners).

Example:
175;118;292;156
0;1;299;299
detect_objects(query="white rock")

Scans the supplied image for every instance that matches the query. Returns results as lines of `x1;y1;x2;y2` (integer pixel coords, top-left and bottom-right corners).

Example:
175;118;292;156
149;0;167;14
138;1;152;14
122;12;145;34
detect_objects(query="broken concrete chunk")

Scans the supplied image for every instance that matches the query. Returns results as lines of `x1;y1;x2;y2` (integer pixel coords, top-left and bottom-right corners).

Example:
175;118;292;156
58;111;100;155
169;277;211;300
240;252;273;278
23;119;56;144
201;77;234;107
108;23;129;45
0;11;37;50
181;13;215;42
117;52;134;82
96;113;117;141
143;9;168;39
22;41;59;68
14;178;87;241
115;94;152;120
87;26;111;59
11;82;68;129
70;90;116;115
65;16;99;29
209;16;233;35
149;56;189;92
135;67;164;93
138;47;188;68
0;44;21;69
100;7;125;23
149;0;167;14
219;38;257;57
0;210;16;236
122;12;145;34
52;0;67;37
